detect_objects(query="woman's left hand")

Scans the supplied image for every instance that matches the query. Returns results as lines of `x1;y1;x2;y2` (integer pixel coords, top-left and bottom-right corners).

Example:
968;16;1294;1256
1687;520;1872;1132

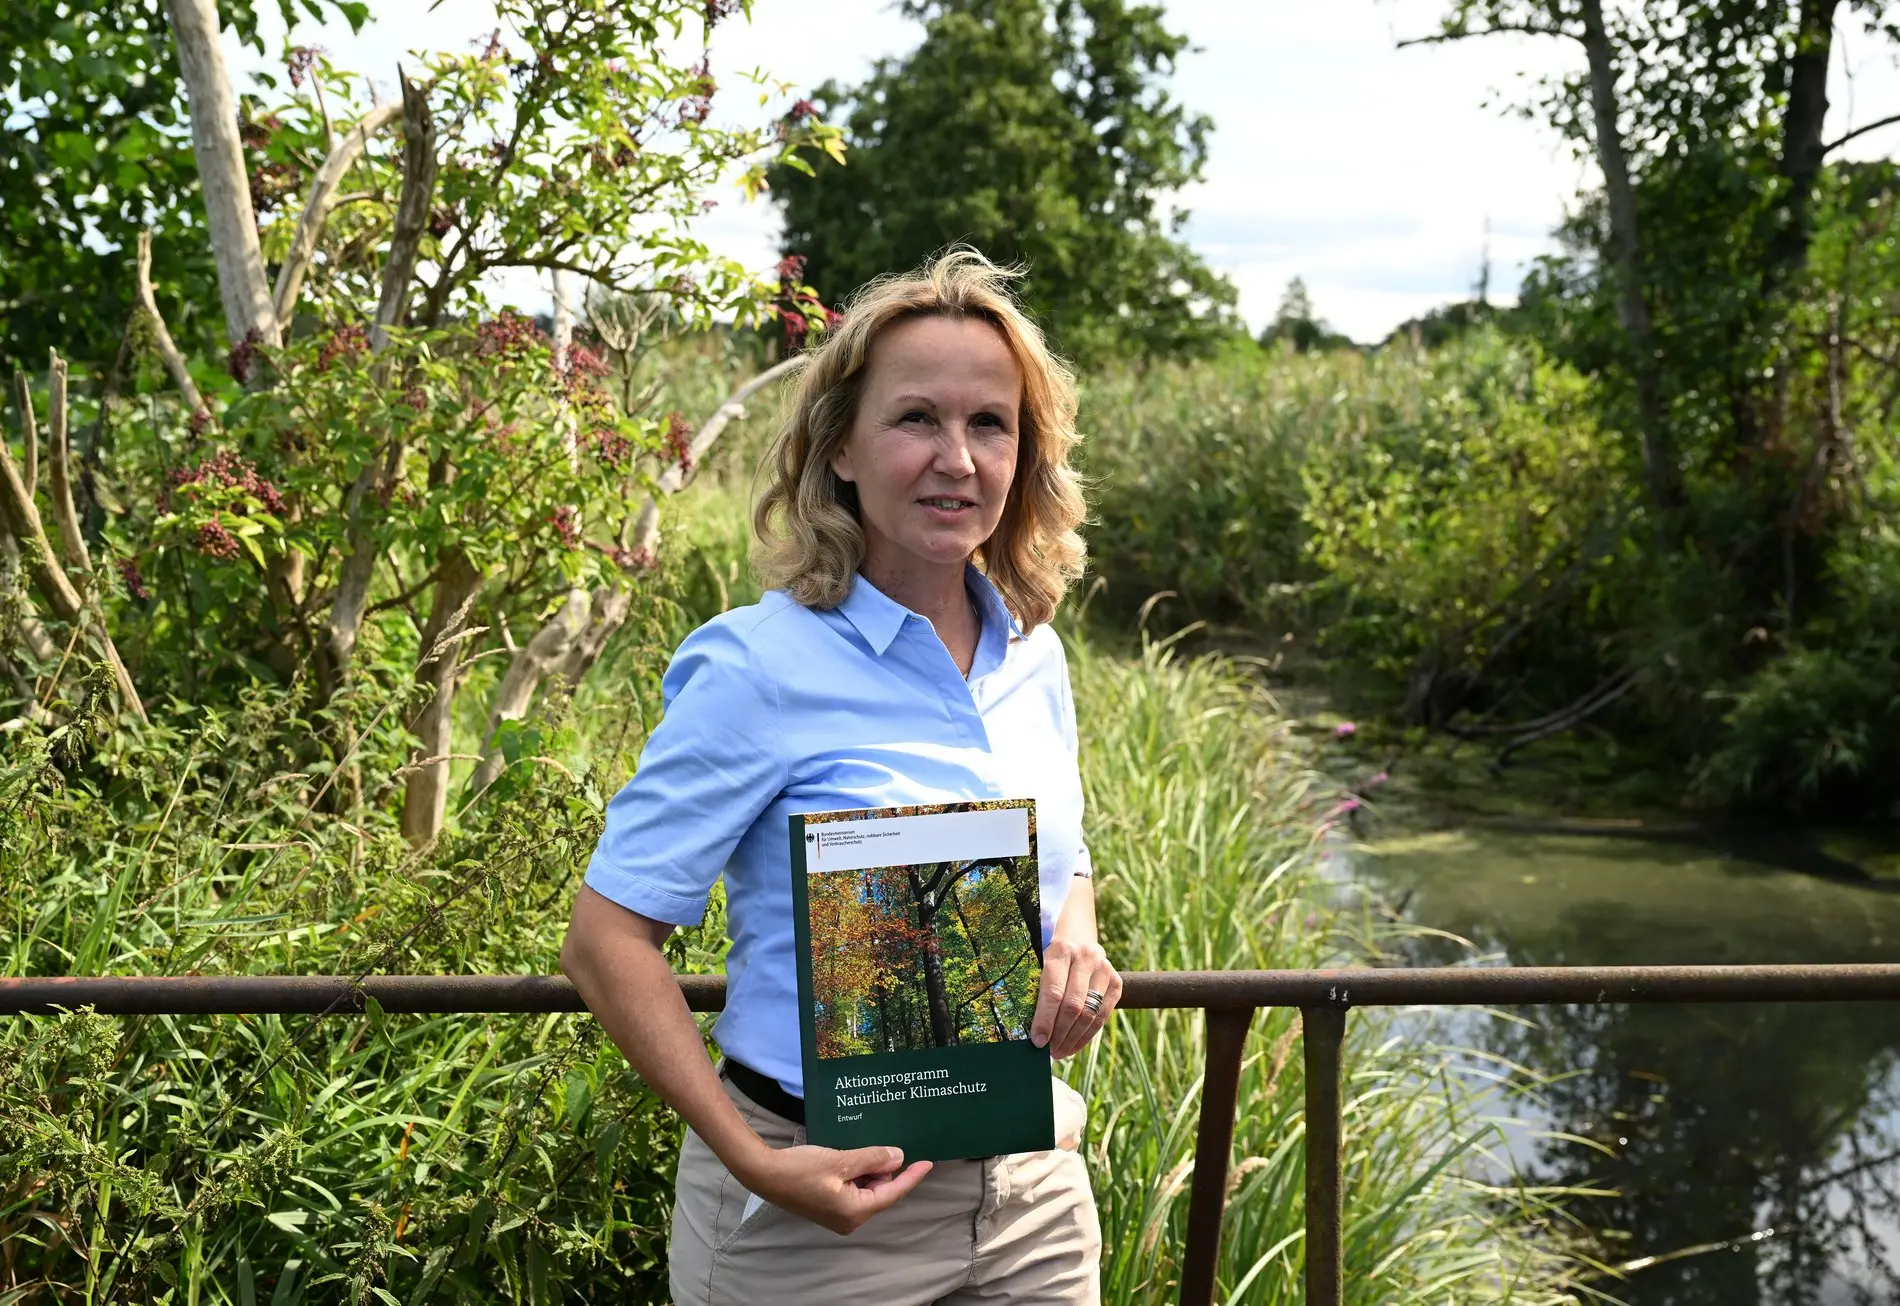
1030;934;1122;1060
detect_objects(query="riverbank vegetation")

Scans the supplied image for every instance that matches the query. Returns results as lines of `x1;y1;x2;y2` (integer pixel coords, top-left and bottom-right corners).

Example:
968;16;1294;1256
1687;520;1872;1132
785;1;1900;822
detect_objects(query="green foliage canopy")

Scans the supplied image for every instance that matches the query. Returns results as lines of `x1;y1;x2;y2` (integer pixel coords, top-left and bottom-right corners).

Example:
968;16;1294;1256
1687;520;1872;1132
0;0;368;376
767;0;1238;364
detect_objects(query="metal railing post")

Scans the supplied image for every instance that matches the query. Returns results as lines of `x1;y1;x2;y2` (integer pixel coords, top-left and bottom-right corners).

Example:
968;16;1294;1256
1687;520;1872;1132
1303;1005;1346;1306
1180;1006;1253;1306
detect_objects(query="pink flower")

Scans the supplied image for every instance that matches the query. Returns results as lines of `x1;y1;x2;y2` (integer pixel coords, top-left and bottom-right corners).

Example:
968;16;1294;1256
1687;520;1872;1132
1333;721;1357;739
1364;770;1389;788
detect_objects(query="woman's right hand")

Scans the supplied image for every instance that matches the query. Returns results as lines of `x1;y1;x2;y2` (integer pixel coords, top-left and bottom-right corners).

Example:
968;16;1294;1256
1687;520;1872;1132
737;1142;933;1235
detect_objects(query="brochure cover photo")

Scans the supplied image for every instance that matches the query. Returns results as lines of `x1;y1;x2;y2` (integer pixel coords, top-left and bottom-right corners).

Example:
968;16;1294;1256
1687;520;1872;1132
790;799;1055;1161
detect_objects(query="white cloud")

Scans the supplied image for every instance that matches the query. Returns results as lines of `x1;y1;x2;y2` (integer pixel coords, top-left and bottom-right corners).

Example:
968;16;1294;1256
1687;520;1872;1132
224;0;1900;341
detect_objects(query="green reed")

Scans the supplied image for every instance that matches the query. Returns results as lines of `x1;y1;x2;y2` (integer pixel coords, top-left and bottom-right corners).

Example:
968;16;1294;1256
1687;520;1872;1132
1063;630;1604;1304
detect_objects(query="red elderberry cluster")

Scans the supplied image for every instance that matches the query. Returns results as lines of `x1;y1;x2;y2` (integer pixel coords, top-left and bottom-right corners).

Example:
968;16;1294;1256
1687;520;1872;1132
774;255;824;354
401;384;428;413
285;46;321;89
477;311;546;359
195;516;241;561
679;58;716;125
550;505;583;550
227;328;263;384
317;323;368;371
609;544;657;573
591;428;633;469
117;559;152;601
557;342;611;400
705;0;742;27
171;450;287;517
663;411;695;475
788;98;816;123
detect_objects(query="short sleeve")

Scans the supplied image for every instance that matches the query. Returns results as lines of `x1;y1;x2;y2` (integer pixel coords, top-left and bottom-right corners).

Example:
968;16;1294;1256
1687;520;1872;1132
583;617;786;924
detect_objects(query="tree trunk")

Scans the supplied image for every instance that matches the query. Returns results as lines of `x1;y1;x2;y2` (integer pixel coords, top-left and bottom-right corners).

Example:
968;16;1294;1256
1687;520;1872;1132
999;856;1044;964
370;73;439;353
908;868;956;1047
1578;0;1677;513
161;0;281;348
1765;0;1841;297
401;550;484;845
317;77;439;705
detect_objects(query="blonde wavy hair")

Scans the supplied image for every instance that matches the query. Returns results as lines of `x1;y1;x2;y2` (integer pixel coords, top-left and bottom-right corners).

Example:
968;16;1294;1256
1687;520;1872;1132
751;248;1086;630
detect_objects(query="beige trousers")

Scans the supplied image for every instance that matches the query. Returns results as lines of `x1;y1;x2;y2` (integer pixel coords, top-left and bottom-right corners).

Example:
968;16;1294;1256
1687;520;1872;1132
668;1072;1101;1305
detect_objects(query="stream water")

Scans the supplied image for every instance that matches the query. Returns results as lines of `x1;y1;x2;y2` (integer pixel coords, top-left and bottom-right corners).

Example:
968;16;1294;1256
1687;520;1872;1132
1352;818;1900;1305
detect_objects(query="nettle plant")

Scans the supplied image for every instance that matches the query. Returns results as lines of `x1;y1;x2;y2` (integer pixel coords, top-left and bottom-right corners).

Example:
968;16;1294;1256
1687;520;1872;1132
4;0;839;840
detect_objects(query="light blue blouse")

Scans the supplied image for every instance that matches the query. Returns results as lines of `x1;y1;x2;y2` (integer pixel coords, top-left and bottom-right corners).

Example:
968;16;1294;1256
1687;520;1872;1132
582;565;1091;1097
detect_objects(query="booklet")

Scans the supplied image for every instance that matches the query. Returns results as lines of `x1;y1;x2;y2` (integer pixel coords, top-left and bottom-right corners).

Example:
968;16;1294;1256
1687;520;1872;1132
789;798;1055;1162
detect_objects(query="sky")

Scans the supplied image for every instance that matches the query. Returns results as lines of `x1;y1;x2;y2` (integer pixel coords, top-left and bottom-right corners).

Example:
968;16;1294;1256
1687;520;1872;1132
230;0;1900;343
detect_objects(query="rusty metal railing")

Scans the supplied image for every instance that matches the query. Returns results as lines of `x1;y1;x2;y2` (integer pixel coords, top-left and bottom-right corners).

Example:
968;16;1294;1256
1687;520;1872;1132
12;963;1900;1305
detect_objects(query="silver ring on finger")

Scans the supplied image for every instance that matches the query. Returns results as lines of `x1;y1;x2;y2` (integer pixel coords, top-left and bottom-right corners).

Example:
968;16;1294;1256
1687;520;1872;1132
1083;989;1106;1015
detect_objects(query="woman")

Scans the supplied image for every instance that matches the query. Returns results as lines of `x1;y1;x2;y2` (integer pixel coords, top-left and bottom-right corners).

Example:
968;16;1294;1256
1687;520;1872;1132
559;249;1121;1305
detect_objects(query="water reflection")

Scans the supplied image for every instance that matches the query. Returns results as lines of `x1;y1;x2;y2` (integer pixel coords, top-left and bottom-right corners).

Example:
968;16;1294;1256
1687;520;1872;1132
1355;827;1900;1305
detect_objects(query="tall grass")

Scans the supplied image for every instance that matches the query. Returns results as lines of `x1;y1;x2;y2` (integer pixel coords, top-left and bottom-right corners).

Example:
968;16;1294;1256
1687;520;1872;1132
1065;630;1596;1303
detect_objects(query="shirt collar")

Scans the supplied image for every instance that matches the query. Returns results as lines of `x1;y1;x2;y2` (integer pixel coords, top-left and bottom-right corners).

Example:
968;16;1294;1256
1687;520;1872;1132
838;563;1025;657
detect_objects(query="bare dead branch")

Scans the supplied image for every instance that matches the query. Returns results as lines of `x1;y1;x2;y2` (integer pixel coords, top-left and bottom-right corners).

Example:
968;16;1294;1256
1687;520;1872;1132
135;231;206;414
1824;111;1900;155
468;586;593;796
630;355;801;559
1396;20;1572;48
401;552;484;844
44;352;90;575
0;531;59;662
371;72;440;353
273;102;404;325
0;430;145;720
12;372;37;498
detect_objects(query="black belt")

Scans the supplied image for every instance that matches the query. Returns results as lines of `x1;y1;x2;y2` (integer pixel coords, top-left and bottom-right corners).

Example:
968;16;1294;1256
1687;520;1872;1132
722;1057;806;1125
